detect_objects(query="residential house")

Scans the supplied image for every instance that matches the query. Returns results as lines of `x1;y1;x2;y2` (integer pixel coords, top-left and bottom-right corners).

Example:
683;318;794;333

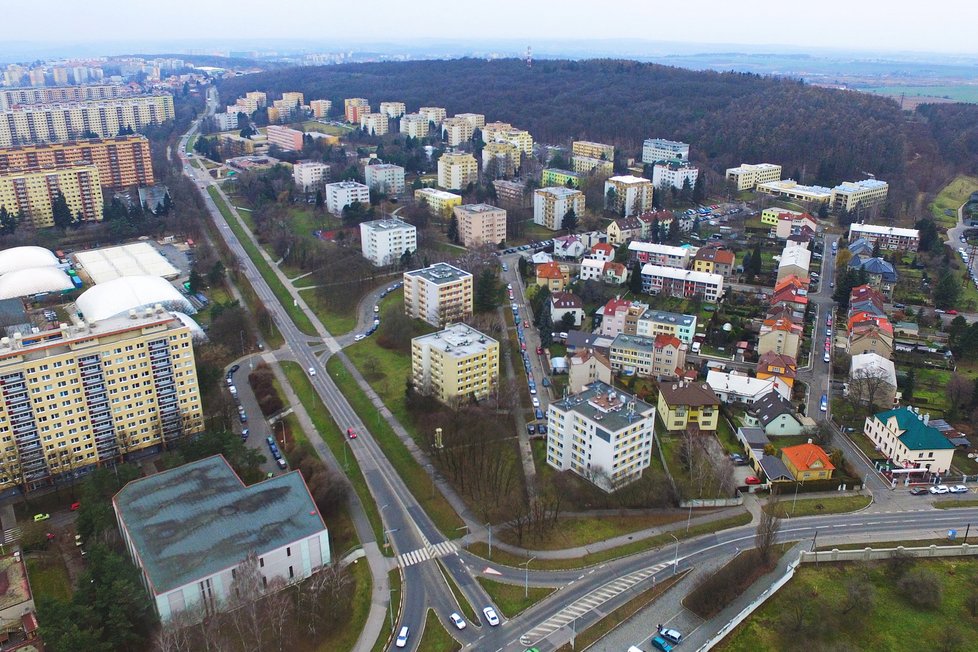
848;256;898;299
551;292;585;327
590;242;615;262
849;352;898;407
758;318;803;358
628;241;697;268
553;235;588;259
776;246;812;283
849;284;886;319
847;237;875;257
607;216;643;246
706;370;789;405
535;262;570;291
656;381;721;432
637;210;675;239
610;333;686;378
635;310;698;344
568;349;613;394
781;443;835;481
603;262;628;285
692;247;736;278
864;407;954;473
640;265;724;302
745;393;805;436
598;298;648;337
774;212;817;240
847;314;894;358
580;257;606;282
769;276;808;320
564;330;615;356
755;352;797;391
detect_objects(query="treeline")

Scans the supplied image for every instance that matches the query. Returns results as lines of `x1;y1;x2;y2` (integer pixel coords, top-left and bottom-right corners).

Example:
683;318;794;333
211;58;974;215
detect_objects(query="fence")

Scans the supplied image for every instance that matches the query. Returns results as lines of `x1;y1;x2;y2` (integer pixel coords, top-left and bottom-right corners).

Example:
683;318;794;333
680;496;744;508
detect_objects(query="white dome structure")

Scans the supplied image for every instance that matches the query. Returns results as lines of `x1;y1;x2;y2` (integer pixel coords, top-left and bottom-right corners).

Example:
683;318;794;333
0;267;74;300
76;275;195;323
0;246;59;276
170;312;206;341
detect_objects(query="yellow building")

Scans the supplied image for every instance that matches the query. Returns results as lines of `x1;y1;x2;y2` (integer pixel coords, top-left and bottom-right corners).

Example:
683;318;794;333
411;323;499;404
482;141;520;177
359;112;389;136
0;135;154;190
437;152;478;190
441;117;475;147
781;443;835;481
725;163;782;191
492;128;533;155
415;187;462;218
831;179;889;212
399;114;429;138
0;163;103;228
655;381;720;432
454;113;486;129
453;203;507;248
0;309;203;491
280;91;304;106
309;99;331;118
761;207;803;227
573;156;613;176
571;141;614;175
418;106;447;126
541;168;583;188
403;262;473;327
482;122;513;143
0;96;175;147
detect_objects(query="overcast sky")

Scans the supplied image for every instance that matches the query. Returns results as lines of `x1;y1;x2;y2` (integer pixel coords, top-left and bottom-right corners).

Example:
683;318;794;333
5;0;978;56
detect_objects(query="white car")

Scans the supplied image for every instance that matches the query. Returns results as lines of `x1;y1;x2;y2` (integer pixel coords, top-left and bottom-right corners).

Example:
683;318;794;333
483;607;500;626
308;367;317;376
449;612;466;630
950;485;969;494
395;626;409;647
929;484;951;494
354;334;366;342
532;397;540;408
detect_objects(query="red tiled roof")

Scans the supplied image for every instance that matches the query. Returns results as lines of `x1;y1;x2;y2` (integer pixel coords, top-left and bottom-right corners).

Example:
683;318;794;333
782;443;835;473
536;262;565;279
654;334;683;350
592;243;614;255
552;292;583;309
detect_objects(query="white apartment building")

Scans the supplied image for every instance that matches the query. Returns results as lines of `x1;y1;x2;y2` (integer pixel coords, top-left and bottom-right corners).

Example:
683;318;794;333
379;101;406;118
437;152;479;190
359;112;389;136
455;113;486;129
652;162;699;190
453;203;507;248
418;106;447;126
364;163;405;195
213;112;239;131
642;139;690;164
756;180;833;204
831;179;889;212
640;264;724;302
546;382;657;492
441;117;475;146
605;176;654;216
627;242;697;269
848;223;919;251
534;187;586;231
325;180;370;215
292;161;330;192
399;113;429;138
403;262;473;327
724;163;782;191
359;217;417;267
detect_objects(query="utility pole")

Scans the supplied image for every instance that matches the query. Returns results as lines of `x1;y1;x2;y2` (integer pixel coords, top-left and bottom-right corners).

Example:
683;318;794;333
521;556;536;598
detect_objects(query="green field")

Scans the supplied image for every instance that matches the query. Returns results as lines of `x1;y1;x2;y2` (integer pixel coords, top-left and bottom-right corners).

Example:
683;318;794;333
864;86;978;104
476;577;555;618
26;554;72;601
763;495;871;518
416;609;461;652
717;557;978;651
302;120;355;136
930;175;978;228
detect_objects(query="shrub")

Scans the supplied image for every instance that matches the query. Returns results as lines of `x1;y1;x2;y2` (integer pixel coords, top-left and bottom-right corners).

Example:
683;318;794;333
897;567;942;609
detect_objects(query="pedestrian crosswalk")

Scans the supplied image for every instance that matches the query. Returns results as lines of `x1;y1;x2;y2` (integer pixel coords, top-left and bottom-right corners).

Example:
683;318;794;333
397;540;458;567
3;528;20;544
522;562;670;644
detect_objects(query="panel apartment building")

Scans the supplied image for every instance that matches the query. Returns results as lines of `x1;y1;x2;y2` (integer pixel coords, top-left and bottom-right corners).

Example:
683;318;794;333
403;262;473;327
0;162;103;227
0;95;176;147
571;141;614;175
642;138;689;164
453;203;507;248
847;223;919;251
640;264;724;302
411;323;498;403
359;217;416;267
0;309;203;492
0;135;154;190
725;163;782;191
534;186;585;231
364;163;405;194
437;152;478;190
344;98;370;124
324;181;370;215
0;84;129;111
265;125;304;152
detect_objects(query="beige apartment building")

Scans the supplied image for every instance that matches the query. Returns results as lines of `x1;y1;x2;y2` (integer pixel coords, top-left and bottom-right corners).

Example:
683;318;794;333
379;102;406;118
0;309;203;492
399;114;430;138
441;117;475;146
437;152;479;190
724;163;782;191
534;186;585;231
309;99;331;118
411;323;499;404
344;98;370;124
415;187;462;218
490;128;533;155
0;84;129;111
418;106;448;126
0;95;176;147
0;134;153;190
482;141;520;177
453;203;507;248
455;113;486;130
359;112;389;136
0;162;103;227
605;175;654;216
403;262;473;327
572;141;615;175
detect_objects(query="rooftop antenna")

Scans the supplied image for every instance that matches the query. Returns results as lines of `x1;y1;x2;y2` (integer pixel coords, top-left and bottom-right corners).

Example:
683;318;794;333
525;45;532;68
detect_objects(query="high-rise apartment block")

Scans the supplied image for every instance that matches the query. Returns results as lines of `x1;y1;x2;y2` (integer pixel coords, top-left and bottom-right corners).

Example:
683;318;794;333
0;308;203;491
379;102;406;119
364;163;405;194
344;98;370;124
265;125;304;152
534;187;585;231
0;96;176;147
490;128;533;155
453;203;507;248
437;152;478;190
725;163;782;191
441;117;475;147
454;113;485;130
546;382;656;491
325;181;370;215
605;175;654;216
399;114;429;138
0;163;103;227
403;262;473;327
482;142;520;178
292;161;330;192
0;135;153;190
418;107;447;126
309;99;331;118
572;141;614;175
642;138;689;164
652;161;699;190
411;323;498;404
359;217;417;266
359;112;389;136
541;168;583;188
0;84;129;111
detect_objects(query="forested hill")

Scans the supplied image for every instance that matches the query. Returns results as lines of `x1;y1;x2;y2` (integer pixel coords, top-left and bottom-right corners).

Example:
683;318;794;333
217;58;974;214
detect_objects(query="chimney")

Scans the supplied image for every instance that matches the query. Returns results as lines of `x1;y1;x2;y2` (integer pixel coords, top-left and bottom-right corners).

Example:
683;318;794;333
807;438;813;444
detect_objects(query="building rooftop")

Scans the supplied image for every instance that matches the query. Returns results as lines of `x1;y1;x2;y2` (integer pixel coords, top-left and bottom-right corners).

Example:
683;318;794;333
552;292;583;310
640;264;723;285
849;223;918;238
875;407;955;451
611;333;655;353
629;242;695;258
456;203;504;214
326;180;368;190
782;443;835;473
413;323;497;357
658;380;720;407
405;262;471;285
537;186;582;198
758;180;833;198
644;138;689;147
544;168;581;177
361;217;414;232
0;554;31;612
759;456;793;482
608;175;650;185
552;381;654;438
640;309;696;327
416;187;462;201
749;392;798;426
834;179;888;193
738;426;770;450
727;162;781;171
113;456;326;595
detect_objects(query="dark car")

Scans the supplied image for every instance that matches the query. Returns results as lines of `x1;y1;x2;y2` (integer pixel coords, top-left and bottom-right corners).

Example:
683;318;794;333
526;424;536;435
909;486;929;496
229;364;240;374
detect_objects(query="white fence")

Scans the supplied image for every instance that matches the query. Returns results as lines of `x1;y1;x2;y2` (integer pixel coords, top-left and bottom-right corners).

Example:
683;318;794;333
680;496;744;508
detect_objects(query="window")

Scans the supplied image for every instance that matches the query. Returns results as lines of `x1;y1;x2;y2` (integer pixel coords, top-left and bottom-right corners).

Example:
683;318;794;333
288;566;294;579
286;546;291;557
259;558;264;568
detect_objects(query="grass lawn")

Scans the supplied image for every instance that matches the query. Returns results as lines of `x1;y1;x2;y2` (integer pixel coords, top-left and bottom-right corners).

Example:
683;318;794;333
325;356;464;536
931;175;978;229
496;513;686;550
280;361;385;549
300;288;359;335
436;560;478;623
933;499;978;510
314;561;371;652
302;120;354;136
416;608;461;652
762;495;872;518
468;512;753;571
476;577;555;618
25;554;71;601
716;557;978;651
207;185;318;336
371;570;401;652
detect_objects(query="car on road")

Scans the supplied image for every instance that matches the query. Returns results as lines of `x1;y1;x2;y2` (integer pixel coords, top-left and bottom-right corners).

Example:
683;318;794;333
354;334;366;341
950;484;969;494
527;424;536;434
70;501;81;511
947;309;959;315
483;606;500;626
930;485;951;494
449;612;466;630
308;367;316;376
651;635;674;652
729;453;747;466
347;428;357;439
276;458;288;469
542;377;550;387
502;263;509;271
239;412;248;423
658;626;683;644
535;408;544;420
820;394;828;411
744;476;761;485
532;397;540;408
909;486;929;496
395;626;409;647
33;513;50;522
229;364;240;374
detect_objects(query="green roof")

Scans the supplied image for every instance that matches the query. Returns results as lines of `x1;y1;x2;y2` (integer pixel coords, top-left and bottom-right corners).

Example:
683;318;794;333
876;407;955;451
113;456;326;594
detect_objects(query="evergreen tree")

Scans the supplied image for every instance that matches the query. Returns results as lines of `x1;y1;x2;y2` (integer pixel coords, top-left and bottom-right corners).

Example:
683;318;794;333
562;208;578;233
818;203;829;219
447;215;460;243
934;270;961;310
207;261;226;287
605;187;617;212
692;174;706;203
315;190;324;210
628;262;644;294
188;270;203;294
747;244;763;279
0;206;17;236
473;269;499;313
903;367;915;401
51;191;73;230
872;240;881;258
668;217;679;243
679;177;693;203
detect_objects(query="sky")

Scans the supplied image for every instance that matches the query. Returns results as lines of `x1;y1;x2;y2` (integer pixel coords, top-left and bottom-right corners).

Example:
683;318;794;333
4;0;978;56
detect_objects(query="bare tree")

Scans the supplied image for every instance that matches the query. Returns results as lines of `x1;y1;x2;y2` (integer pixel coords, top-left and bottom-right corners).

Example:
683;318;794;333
227;552;267;650
755;499;782;563
841;574;874;615
848;363;895;411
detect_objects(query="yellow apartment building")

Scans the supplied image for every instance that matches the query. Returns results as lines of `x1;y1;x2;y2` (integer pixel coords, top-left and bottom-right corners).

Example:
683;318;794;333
403;262;474;327
724;163;782;191
310;99;331;118
492;128;533;155
418;107;447;125
359;112;389;136
482;141;520;177
441;117;475;146
411;323;499;404
344;98;370;124
399;114;429;138
415;187;462;218
0;135;154;190
437;152;478;190
0;163;103;227
572;141;614;175
0;309;203;492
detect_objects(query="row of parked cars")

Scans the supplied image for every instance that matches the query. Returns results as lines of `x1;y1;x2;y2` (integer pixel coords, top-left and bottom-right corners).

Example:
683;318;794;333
910;484;969;495
354;282;403;342
497;240;552;257
265;436;288;470
395;607;501;647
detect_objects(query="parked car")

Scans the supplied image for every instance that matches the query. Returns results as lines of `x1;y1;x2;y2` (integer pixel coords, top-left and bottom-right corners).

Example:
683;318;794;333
744;476;762;485
651;635;674;652
33;513;50;522
929;485;951;494
355;334;366;341
70;501;81;511
950;484;969;494
527;424;536;435
483;607;500;626
449;613;466;630
820;394;828;411
658;626;683;644
395;626;409;648
909;486;928;496
729;453;748;466
276;458;288;470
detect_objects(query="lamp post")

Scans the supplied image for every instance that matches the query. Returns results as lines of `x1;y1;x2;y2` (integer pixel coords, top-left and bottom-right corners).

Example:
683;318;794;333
425;463;435;499
520;556;536;598
486;522;493;559
686;502;693;534
670;534;679;575
383;528;399;548
387;587;399;629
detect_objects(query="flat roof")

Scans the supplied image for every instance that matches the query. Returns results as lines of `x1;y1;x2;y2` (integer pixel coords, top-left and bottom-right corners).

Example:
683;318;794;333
611;333;656;353
552;381;654;437
608;175;650;184
413;323;496;357
456;203;504;214
834;179;888;192
849;223;918;238
74;242;179;285
0;554;31;611
640;309;696;327
537;186;582;197
628;241;695;257
758;180;833;197
114;456;325;595
404;262;471;285
640;264;723;285
416;187;462;200
644;138;689;148
361;217;414;232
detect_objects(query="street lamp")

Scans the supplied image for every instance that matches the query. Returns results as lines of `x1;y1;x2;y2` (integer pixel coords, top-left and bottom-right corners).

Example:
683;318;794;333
486;522;493;559
425;464;435;499
670;534;679;575
388;587;399;629
383;528;399;547
520;556;536;598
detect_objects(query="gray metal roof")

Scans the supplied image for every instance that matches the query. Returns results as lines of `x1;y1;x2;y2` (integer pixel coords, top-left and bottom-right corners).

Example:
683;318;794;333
114;456;326;595
759;456;793;481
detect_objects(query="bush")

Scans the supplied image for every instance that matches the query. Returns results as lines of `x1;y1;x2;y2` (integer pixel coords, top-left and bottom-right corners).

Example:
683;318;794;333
248;362;285;416
684;549;773;618
897;567;943;609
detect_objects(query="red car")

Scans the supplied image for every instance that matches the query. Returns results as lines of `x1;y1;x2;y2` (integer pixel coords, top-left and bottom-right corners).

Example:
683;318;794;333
70;501;81;511
947;309;958;315
745;476;762;485
346;428;357;439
